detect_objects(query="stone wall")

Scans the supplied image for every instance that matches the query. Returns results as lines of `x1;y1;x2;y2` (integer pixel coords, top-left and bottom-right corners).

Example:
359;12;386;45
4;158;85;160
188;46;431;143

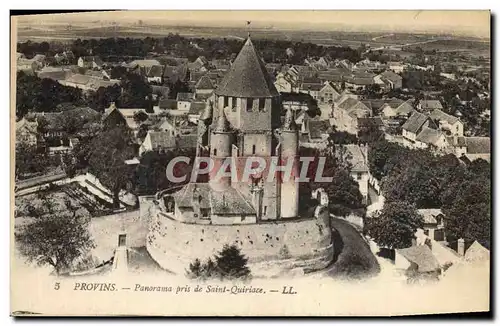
145;201;333;277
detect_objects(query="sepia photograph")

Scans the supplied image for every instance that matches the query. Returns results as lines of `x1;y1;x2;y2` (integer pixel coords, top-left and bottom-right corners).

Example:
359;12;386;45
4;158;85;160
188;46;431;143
10;9;491;317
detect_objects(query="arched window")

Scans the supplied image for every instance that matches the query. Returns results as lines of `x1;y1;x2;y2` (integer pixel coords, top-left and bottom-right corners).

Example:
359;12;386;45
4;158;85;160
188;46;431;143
214;148;217;156
252;144;256;155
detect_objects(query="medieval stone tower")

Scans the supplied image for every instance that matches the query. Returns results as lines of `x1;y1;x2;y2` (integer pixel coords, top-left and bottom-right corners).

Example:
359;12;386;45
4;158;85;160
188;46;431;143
196;37;299;221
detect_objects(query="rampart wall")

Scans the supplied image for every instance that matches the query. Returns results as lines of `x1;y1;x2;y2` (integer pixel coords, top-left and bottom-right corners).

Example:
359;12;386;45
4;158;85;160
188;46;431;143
144;200;334;277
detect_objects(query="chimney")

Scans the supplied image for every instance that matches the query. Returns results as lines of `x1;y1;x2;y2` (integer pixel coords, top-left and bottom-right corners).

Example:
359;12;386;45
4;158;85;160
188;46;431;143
457;238;465;256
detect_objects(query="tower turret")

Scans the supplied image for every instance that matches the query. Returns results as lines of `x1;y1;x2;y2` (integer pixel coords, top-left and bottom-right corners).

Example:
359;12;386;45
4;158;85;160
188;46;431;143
280;107;299;218
209;106;233;191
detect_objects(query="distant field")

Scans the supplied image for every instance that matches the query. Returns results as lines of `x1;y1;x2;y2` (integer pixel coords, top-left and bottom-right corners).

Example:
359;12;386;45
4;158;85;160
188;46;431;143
16;24;490;53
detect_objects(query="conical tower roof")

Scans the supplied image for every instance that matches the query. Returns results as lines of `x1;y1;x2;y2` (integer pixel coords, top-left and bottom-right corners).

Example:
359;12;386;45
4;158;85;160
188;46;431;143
215;37;279;98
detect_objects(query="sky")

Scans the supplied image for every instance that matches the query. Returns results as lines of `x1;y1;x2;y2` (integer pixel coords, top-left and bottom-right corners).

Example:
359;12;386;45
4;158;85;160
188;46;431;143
16;10;491;38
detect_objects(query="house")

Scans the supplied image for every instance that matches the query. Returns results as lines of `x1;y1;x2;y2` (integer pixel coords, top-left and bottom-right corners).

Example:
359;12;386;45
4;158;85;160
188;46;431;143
415;127;449;151
17;54;47;72
60;73;120;92
388;61;405;74
342;144;370;204
429;109;464;136
265;63;282;76
78;56;103;69
17;58;38;72
303;118;332;143
317;68;350;86
21;108;101;150
103;104;149;132
156;98;178;111
31;54;47;68
139;131;198;155
318;82;340;104
194;76;215;95
395;245;441;282
448;136;491;162
176;92;195;112
417;99;443;112
401;112;435;144
139;131;176;155
84;69;107;80
379;99;406;118
344;75;375;91
151;85;170;101
392;100;415;118
188;56;209;71
291;65;318;81
298;82;323;101
155;115;197;136
332;95;372;134
129;59;161;68
146;65;164;84
187;101;207;124
163;64;189;83
305;57;330;71
212;59;232;71
374;70;403;90
417;209;446;241
274;72;295;93
37;67;71;81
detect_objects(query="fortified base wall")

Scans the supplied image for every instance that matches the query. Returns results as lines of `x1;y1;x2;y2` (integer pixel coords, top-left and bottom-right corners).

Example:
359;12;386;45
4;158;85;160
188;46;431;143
144;200;334;277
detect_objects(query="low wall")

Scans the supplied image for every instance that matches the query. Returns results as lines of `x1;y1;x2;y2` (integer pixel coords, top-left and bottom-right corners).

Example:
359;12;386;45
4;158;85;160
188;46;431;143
145;202;334;277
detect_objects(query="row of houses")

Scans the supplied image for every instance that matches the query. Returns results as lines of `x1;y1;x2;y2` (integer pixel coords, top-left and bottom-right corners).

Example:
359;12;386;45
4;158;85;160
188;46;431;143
16;107;102;154
401;109;490;161
274;64;403;101
37;66;120;92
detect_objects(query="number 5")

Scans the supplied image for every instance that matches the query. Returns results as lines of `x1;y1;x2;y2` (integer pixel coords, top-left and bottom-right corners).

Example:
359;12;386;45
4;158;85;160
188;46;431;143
54;282;60;290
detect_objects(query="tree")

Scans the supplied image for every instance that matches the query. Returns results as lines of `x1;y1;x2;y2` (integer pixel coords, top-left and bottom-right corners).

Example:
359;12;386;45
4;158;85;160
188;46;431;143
358;119;384;144
88;126;136;208
368;140;408;180
15;143;61;178
15;196;95;274
298;145;365;217
365;201;423;249
441;174;491;249
167;79;190;100
326;169;366;217
133;111;149;123
328;131;359;145
214;244;251;280
186;258;202;279
186;245;251;280
118;73;152;108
